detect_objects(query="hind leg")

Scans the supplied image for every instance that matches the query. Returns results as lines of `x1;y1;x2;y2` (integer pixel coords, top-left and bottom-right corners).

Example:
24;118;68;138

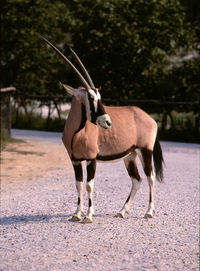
115;152;142;218
145;172;155;218
139;149;155;218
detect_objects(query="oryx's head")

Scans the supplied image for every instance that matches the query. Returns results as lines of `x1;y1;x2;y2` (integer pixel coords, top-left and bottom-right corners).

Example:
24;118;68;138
41;36;112;130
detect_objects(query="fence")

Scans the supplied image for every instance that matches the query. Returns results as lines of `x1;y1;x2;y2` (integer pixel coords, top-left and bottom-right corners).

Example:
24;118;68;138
6;92;200;142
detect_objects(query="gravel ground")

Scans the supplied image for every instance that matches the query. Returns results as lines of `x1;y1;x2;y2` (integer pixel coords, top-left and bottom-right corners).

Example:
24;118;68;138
0;130;199;271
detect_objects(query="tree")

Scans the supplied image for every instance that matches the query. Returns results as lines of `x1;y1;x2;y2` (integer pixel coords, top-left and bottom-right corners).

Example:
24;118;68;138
1;0;198;102
65;0;193;100
1;0;68;95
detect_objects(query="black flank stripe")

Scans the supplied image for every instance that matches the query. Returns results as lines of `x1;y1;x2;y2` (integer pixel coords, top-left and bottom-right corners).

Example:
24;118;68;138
97;145;137;161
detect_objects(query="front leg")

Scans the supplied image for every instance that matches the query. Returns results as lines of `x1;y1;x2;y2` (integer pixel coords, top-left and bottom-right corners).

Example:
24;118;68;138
69;161;84;221
83;159;96;223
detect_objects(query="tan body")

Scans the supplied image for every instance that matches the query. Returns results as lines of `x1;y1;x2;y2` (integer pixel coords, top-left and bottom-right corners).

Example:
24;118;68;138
42;37;164;223
62;97;163;223
63;98;157;161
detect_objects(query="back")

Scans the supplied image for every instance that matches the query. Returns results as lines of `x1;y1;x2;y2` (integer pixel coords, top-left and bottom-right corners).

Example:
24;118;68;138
97;106;157;159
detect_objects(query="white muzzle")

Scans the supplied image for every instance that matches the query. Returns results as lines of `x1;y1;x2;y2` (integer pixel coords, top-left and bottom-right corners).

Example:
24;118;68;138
96;114;112;130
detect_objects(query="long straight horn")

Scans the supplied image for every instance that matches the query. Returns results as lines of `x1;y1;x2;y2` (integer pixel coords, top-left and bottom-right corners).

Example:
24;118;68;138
70;47;95;89
41;36;91;90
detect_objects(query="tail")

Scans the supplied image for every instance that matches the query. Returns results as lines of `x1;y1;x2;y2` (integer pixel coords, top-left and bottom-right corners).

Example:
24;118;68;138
153;137;164;182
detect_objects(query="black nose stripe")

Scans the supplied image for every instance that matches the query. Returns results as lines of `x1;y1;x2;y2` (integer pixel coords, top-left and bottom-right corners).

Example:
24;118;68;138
88;93;107;124
106;120;111;126
97;100;106;115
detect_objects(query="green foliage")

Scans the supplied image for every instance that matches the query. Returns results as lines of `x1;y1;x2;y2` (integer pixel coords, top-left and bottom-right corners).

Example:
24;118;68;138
1;0;199;102
153;111;199;143
1;0;69;95
66;0;195;100
10;109;199;143
12;110;65;132
166;59;200;101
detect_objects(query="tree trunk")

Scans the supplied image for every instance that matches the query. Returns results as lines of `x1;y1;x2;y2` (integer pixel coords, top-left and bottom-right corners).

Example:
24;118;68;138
54;99;61;120
168;110;175;129
46;101;54;126
21;97;31;122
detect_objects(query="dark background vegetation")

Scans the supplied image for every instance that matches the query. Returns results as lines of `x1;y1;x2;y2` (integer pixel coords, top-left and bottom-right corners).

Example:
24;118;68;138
1;0;200;142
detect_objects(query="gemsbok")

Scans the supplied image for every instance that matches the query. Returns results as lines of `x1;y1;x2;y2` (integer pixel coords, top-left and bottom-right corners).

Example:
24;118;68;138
42;36;164;223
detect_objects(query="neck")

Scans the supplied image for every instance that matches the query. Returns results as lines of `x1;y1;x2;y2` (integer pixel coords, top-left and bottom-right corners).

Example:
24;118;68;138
62;97;87;157
76;102;87;132
69;97;87;130
75;97;87;131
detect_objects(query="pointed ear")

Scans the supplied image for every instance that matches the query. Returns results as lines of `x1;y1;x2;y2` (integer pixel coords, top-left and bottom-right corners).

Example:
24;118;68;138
60;83;76;96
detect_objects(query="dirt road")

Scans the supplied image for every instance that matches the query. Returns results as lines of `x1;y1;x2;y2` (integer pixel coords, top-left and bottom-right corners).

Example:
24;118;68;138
0;130;199;270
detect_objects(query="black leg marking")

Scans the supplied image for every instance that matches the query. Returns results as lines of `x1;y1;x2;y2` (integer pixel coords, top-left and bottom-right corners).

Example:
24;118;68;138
87;159;96;182
141;149;155;218
141;149;153;176
127;160;141;181
116;155;142;218
73;163;83;182
149;192;152;203
125;194;131;203
89;198;92;207
78;197;80;205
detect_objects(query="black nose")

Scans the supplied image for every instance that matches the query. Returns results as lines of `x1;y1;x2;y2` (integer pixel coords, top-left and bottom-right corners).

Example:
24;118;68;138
106;121;111;127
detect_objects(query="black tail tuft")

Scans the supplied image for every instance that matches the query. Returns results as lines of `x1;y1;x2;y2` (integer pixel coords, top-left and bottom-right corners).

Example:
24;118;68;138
153;137;164;182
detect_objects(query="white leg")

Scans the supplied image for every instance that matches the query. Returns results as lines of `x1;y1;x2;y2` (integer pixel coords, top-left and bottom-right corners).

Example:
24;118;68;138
74;181;84;219
83;179;95;223
137;149;156;218
115;153;141;218
116;178;141;218
83;160;96;223
69;162;84;222
144;172;156;218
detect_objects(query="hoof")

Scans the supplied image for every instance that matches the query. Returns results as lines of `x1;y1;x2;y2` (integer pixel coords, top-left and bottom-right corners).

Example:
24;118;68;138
82;216;93;224
144;213;153;219
69;215;82;222
114;213;125;218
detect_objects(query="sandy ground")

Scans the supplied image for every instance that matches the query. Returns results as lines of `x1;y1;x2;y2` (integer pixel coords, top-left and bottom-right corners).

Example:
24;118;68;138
0;130;199;271
1;139;71;183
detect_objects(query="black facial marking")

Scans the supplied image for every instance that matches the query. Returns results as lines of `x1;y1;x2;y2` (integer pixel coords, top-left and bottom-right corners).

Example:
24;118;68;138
73;163;83;182
97;99;106;116
88;92;106;124
88;93;97;124
92;88;97;94
87;159;96;182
